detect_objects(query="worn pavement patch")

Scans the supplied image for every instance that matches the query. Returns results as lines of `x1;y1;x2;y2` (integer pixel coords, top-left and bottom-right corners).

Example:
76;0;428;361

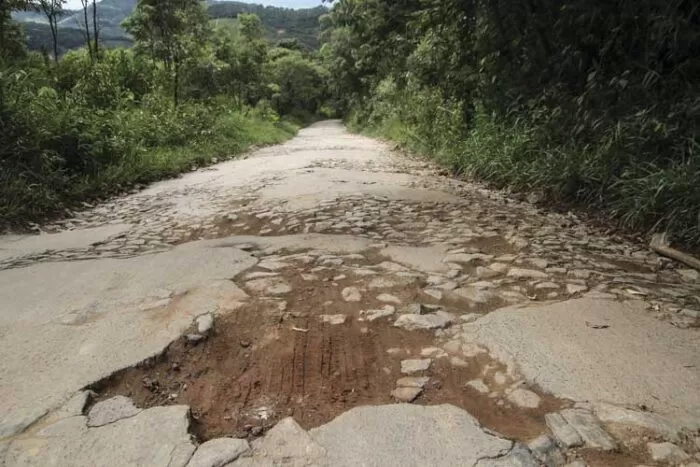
0;241;256;437
462;298;700;428
4;406;194;467
308;404;512;467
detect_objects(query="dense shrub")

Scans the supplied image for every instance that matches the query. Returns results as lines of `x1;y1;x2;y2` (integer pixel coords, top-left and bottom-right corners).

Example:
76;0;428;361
0;62;297;222
0;48;301;224
1;1;331;226
325;0;700;246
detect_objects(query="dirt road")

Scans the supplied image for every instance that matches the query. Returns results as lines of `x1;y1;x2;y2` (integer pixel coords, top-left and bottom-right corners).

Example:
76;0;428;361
1;121;699;466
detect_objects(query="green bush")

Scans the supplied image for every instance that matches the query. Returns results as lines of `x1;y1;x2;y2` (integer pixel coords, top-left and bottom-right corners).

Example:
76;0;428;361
326;0;700;246
0;49;300;225
356;83;700;245
1;4;330;227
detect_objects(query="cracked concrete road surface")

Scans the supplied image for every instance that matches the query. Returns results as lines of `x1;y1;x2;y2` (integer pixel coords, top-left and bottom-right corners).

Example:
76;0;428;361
1;121;699;466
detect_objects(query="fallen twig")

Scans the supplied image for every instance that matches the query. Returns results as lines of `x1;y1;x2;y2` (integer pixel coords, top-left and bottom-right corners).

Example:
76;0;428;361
586;321;610;330
650;232;700;271
292;326;309;333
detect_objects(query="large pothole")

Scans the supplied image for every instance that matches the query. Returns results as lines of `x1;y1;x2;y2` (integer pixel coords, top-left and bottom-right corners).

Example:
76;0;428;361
90;248;566;443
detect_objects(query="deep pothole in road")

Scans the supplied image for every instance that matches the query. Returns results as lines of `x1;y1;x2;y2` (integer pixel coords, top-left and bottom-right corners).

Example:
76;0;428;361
85;245;678;467
90;251;567;444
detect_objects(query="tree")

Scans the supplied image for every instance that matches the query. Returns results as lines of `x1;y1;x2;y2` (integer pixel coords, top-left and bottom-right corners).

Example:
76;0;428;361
323;0;700;244
123;0;211;105
0;0;38;58
276;38;303;51
76;0;98;62
92;0;98;58
38;0;65;62
269;50;327;117
208;13;268;104
79;0;92;61
237;12;264;42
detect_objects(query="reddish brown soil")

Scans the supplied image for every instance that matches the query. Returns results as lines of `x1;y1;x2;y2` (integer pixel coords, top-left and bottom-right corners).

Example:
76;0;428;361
172;212;281;245
93;258;565;442
91;250;660;465
580;449;652;467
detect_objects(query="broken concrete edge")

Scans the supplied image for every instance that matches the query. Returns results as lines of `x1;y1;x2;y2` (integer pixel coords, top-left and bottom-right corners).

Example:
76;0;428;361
87;395;143;428
460;301;700;436
472;444;516;466
457;310;693;446
460;342;690;450
187;437;251;467
209;234;376;258
1;256;249;441
492;340;692;445
474;444;537;467
0;410;50;440
4;238;691;453
579;401;687;443
210;234;466;280
7;397;673;467
0;224;132;263
24;316;680;458
0;389;97;440
2;408;517;467
2;397;253;467
2;339;191;441
306;404;520;467
4;405;196;467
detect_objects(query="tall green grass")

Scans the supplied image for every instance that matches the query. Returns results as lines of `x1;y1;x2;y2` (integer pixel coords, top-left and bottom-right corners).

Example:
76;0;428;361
351;86;700;246
1;104;298;224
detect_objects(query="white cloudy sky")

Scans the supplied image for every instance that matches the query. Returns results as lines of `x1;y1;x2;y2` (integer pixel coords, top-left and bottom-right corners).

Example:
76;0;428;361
64;0;324;9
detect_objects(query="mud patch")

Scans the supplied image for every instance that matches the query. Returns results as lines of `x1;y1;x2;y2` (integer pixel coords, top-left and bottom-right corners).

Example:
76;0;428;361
93;311;563;443
579;448;652;467
92;251;565;443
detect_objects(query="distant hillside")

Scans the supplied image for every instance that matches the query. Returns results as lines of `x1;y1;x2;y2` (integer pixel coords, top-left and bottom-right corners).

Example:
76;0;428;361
209;2;326;50
12;9;74;24
15;0;135;55
210;2;326;49
13;0;325;55
21;22;132;55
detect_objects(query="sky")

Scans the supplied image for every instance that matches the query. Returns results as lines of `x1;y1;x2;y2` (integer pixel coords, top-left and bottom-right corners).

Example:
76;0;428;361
63;0;325;9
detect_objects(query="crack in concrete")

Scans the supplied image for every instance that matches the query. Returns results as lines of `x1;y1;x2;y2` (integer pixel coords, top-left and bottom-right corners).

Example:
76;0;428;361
472;441;516;467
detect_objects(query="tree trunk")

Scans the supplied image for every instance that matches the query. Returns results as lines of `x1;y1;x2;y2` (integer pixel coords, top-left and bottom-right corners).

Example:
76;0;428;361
92;0;98;59
174;58;180;107
650;233;700;271
0;13;5;56
82;1;93;61
39;1;62;63
50;16;58;62
0;0;6;53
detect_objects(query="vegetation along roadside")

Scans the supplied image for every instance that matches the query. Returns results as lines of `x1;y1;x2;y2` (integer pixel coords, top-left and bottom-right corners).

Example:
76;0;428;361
3;0;698;251
320;0;700;247
1;0;332;228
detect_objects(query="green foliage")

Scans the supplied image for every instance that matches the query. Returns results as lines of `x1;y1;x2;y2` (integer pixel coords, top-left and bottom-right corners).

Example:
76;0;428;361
1;3;30;59
208;1;327;50
204;13;269;104
1;1;330;226
326;0;700;245
0;52;299;222
268;49;328;119
12;0;326;55
123;0;211;104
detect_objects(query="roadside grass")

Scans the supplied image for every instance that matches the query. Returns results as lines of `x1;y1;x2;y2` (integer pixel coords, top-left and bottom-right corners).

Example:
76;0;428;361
1;110;299;227
350;103;700;247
